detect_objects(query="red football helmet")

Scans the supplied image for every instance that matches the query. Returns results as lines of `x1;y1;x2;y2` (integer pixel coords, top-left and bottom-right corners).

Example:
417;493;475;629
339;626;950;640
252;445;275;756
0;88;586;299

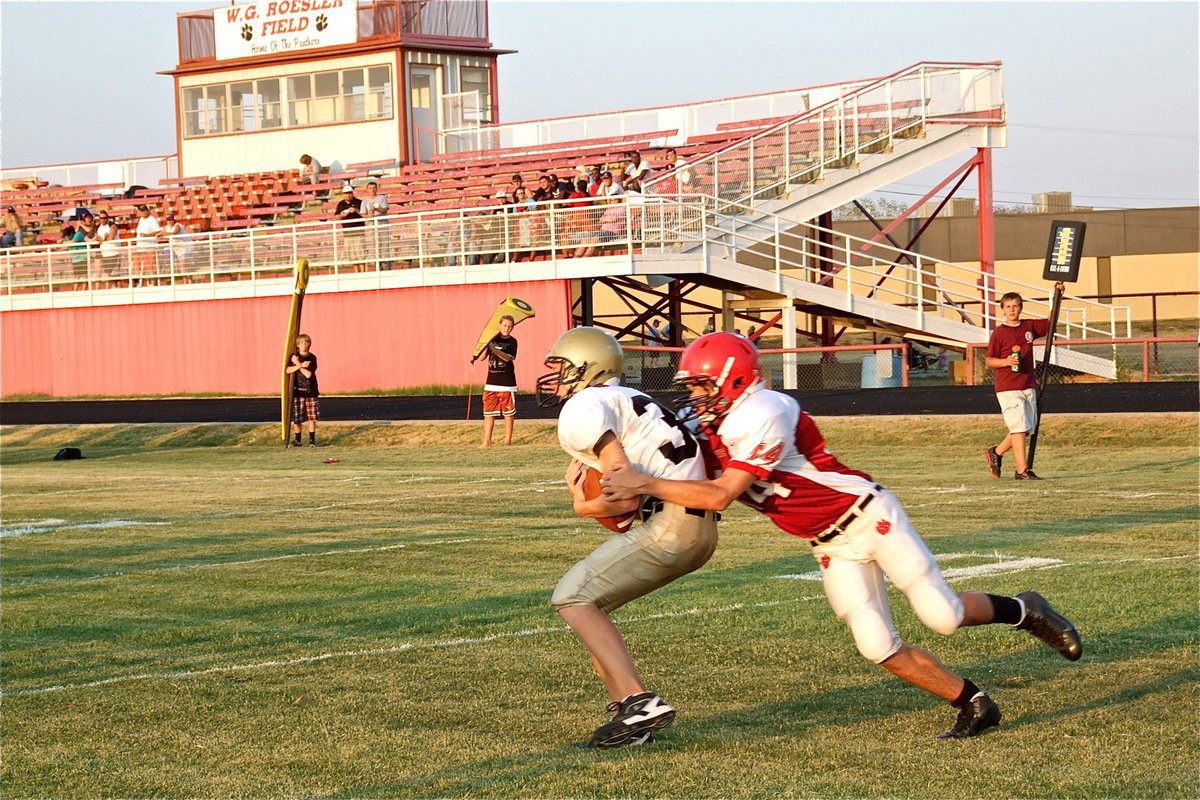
673;332;761;425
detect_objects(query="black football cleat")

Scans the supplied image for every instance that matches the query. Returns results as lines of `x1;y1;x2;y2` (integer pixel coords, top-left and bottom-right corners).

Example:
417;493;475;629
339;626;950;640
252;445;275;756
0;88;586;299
984;446;1002;478
937;694;1002;739
1016;590;1082;661
587;692;676;749
1014;469;1042;480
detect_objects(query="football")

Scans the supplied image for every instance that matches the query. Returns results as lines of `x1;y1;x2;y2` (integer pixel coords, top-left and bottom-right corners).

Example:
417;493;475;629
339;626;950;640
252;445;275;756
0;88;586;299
580;466;641;533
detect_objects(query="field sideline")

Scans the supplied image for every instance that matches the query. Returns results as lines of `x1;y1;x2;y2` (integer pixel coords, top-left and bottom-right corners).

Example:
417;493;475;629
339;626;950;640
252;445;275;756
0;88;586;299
1;414;1196;799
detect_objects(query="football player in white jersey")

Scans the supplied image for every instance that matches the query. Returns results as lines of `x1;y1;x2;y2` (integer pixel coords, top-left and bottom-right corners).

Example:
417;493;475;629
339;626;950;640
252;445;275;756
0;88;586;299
602;332;1081;739
536;326;719;748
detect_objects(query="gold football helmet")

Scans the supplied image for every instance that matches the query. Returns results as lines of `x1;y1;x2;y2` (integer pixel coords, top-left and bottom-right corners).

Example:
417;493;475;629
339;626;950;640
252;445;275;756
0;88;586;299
536;327;624;406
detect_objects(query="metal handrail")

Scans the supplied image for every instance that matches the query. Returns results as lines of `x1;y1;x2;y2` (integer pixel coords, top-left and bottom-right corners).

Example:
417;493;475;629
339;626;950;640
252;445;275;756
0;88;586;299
963;336;1194;384
643;61;1004;211
0;192;1131;346
436;77;876;156
654;194;1127;341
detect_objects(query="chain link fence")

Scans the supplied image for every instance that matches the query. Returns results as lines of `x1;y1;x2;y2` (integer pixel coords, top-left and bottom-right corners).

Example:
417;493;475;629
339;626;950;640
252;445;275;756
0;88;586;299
622;337;1197;393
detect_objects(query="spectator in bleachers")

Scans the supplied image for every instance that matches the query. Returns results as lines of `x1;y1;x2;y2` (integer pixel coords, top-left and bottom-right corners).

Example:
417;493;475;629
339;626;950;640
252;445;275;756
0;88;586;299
71;212;98;282
533;175;554;202
572;198;628;259
569;180;590;205
511;185;535;261
551;172;573;196
299;154;322;186
2;205;24;248
597;171;624;200
663;147;691;185
95;211;122;277
163;213;193;279
586;166;604;196
360;180;392;268
133;204;161;285
624;150;653;186
508;173;525;203
334;184;366;269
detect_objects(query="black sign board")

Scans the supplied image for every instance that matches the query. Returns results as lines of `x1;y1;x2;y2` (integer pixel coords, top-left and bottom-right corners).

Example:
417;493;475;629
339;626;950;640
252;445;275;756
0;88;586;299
1042;220;1086;282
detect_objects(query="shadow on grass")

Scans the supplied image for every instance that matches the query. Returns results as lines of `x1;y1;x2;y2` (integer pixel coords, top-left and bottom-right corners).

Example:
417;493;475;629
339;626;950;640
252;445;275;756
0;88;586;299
338;613;1196;799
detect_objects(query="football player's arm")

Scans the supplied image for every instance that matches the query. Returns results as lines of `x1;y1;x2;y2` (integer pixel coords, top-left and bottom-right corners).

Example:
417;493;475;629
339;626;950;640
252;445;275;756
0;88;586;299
602;462;756;512
568;431;641;519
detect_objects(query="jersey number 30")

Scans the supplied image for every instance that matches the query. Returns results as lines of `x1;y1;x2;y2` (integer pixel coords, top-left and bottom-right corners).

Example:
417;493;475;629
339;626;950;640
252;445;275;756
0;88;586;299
631;395;698;464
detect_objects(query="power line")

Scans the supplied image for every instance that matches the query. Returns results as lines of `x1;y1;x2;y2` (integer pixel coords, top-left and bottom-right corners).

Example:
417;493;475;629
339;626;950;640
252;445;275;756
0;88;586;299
1009;123;1198;139
871;188;1198;214
999;164;1197;182
883;183;1198;207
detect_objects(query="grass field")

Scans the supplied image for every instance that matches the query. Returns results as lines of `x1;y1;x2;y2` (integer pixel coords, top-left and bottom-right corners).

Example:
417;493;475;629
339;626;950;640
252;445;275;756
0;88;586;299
1;414;1196;799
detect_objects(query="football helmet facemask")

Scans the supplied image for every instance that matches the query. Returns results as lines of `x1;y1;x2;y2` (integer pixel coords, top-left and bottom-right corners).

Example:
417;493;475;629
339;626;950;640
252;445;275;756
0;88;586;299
536;327;625;407
672;332;761;425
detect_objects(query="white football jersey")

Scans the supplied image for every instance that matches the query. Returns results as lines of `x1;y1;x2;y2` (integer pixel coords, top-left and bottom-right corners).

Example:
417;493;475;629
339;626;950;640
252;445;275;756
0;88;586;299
558;383;706;481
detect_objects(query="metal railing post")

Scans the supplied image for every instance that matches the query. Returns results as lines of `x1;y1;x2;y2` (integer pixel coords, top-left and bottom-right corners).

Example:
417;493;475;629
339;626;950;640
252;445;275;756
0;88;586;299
784;121;791;185
844;238;853;306
915;256;925;329
774;216;781;282
327;223;337;275
625;201;633;268
416;215;424;269
748;137;755;203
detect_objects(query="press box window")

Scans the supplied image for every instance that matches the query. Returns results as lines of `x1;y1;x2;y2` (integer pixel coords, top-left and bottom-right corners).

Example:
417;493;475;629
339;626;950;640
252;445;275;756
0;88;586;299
460;66;491;123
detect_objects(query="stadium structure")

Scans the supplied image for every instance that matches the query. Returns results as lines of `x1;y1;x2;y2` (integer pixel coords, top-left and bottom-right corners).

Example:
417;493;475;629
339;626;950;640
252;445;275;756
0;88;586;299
0;0;1186;399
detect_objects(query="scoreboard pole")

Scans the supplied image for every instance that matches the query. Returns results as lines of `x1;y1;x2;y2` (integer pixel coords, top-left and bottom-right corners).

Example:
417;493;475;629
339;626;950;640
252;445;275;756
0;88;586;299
1027;282;1064;470
1028;220;1086;471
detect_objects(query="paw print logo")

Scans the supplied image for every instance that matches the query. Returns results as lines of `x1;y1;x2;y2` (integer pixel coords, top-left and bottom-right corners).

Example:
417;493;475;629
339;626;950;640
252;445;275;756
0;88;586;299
240;23;253;41
315;13;328;31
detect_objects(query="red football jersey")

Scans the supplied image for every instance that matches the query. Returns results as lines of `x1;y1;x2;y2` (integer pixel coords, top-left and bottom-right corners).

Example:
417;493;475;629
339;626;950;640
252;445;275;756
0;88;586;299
701;386;875;538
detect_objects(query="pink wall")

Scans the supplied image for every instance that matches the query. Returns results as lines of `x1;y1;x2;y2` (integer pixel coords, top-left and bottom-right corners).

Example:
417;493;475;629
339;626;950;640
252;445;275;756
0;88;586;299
1;281;573;397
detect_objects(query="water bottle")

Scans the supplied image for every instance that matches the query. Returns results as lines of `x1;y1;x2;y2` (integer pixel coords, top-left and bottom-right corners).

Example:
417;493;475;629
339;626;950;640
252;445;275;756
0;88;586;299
1010;345;1021;373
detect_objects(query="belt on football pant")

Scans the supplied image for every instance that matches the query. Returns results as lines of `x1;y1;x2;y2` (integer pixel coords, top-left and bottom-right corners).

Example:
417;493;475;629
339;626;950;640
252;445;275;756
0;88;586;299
811;484;883;546
641;497;721;522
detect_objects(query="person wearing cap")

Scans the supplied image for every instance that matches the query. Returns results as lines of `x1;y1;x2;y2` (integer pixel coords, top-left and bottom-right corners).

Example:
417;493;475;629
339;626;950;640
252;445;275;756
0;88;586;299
334;184;366;270
551;172;573;196
133;205;162;284
1;205;24;248
598;171;625;200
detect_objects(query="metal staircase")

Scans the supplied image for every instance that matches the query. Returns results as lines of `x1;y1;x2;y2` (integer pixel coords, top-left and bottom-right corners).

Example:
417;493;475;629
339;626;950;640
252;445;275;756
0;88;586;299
632;197;1124;379
644;61;1006;227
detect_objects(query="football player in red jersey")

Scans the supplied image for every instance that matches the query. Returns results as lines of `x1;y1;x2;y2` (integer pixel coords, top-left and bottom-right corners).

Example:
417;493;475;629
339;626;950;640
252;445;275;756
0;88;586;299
602;331;1082;739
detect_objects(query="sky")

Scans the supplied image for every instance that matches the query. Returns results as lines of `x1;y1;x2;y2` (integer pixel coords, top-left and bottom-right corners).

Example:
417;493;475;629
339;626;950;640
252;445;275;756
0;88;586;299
1;0;1197;211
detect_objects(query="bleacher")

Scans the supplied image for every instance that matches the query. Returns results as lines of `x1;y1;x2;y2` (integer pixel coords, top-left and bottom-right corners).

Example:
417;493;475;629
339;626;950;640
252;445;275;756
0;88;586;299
0;122;778;244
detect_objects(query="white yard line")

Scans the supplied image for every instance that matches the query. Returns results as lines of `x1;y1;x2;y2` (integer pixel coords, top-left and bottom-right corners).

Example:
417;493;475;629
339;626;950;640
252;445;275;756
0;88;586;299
4;537;491;586
0;519;169;539
3;553;1192;700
